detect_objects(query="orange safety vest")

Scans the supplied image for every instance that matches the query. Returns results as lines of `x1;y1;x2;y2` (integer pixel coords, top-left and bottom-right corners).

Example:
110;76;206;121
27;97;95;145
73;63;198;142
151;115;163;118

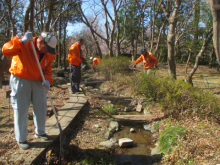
68;43;84;66
134;52;158;69
2;36;55;84
92;57;101;67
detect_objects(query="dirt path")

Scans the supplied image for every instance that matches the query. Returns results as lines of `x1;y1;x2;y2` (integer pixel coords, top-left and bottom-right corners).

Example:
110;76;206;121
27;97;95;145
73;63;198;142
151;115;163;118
0;84;69;159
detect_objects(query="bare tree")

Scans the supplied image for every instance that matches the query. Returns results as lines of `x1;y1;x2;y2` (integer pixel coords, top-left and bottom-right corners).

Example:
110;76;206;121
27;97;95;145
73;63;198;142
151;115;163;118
76;5;103;58
154;21;166;58
149;0;163;52
76;0;123;57
101;0;123;57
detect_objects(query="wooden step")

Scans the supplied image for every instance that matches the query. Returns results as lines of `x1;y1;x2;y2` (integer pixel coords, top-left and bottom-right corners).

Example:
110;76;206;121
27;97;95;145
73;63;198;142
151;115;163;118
112;115;152;121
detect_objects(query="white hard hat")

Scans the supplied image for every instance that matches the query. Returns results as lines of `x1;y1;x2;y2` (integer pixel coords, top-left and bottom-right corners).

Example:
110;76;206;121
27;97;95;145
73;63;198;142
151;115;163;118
90;57;93;60
40;32;57;54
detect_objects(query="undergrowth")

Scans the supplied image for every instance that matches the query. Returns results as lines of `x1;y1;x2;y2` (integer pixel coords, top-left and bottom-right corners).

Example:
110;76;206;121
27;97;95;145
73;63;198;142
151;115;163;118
97;56;131;81
97;59;220;164
159;122;185;154
130;71;220;164
132;71;220;121
102;105;117;115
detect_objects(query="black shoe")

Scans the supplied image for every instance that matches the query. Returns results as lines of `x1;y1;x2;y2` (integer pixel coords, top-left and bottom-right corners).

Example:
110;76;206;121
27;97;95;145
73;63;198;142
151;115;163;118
18;141;30;150
35;134;51;141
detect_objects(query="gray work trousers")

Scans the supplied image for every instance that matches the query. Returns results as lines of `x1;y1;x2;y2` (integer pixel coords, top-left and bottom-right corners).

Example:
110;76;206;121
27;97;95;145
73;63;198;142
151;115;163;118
10;74;47;142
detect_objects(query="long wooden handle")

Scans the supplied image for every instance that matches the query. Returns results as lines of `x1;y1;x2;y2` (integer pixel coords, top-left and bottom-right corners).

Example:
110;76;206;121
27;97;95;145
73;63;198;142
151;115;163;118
30;41;62;133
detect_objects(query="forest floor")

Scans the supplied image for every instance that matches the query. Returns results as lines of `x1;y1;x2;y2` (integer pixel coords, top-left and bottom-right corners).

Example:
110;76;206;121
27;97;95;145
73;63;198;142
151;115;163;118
0;63;219;164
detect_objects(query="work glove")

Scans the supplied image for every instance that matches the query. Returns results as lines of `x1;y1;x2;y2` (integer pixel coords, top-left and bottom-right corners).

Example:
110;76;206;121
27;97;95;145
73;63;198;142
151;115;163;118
43;79;50;91
133;64;137;68
143;60;146;63
20;32;33;44
82;59;87;65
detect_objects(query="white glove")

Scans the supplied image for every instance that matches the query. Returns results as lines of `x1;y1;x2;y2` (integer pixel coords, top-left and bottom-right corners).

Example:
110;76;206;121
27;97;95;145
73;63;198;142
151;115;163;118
20;32;33;44
44;80;50;91
143;60;146;63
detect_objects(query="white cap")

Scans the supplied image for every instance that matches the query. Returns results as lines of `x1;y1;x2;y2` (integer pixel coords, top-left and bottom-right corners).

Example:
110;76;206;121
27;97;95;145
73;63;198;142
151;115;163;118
90;57;93;60
40;32;57;54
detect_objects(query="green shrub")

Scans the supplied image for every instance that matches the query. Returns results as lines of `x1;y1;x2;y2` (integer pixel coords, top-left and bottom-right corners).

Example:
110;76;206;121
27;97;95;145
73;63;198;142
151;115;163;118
97;56;131;80
138;72;160;100
102;105;117;115
159;125;185;154
133;73;220;119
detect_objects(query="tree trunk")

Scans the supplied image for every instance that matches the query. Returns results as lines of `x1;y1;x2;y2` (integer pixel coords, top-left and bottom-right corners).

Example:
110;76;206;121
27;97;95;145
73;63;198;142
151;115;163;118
63;10;68;71
6;0;16;36
185;28;213;85
44;0;54;31
58;7;62;69
54;22;58;63
166;0;181;79
108;20;115;57
92;34;102;59
205;0;220;70
150;1;159;52
193;1;200;57
131;38;135;62
40;0;44;31
154;22;165;57
142;12;145;48
209;46;215;67
0;57;7;88
185;51;192;81
30;0;34;32
116;22;121;57
23;2;30;32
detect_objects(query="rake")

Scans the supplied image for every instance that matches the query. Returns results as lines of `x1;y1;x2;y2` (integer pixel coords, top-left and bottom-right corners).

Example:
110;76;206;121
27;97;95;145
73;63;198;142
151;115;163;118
30;40;65;160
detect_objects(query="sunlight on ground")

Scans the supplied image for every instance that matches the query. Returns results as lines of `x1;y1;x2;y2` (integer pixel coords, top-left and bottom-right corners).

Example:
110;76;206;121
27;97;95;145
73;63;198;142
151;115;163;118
157;64;220;97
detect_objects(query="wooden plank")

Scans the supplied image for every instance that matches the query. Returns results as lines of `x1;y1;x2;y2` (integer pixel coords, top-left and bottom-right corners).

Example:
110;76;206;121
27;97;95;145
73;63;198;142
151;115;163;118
112;115;152;121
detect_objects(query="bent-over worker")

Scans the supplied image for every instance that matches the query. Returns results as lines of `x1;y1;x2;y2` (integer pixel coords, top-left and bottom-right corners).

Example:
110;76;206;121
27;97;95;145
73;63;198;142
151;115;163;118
2;32;57;150
90;57;101;72
134;48;158;74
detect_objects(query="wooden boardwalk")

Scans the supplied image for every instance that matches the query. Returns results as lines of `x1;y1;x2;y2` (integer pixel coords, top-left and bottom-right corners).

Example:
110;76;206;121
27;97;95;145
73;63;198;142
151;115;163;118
0;83;87;165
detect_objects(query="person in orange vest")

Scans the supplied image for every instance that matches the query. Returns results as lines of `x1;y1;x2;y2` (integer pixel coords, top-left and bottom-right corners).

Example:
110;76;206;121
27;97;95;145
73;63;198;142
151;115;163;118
90;57;101;72
133;48;158;74
68;38;87;94
2;32;57;150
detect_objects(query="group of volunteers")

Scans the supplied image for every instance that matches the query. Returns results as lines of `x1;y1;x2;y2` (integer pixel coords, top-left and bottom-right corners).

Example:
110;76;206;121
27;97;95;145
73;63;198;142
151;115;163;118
2;31;158;150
